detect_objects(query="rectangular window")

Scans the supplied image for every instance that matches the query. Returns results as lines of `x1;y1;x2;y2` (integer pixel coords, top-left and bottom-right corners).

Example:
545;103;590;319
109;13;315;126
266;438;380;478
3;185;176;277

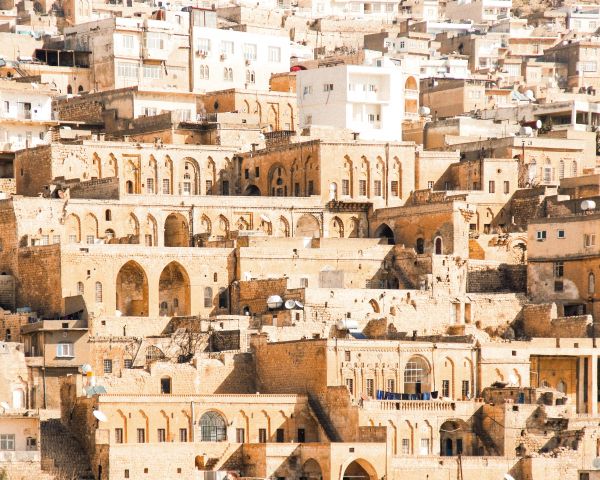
243;43;257;60
143;65;161;79
117;62;139;78
220;40;234;55
374;180;382;197
137;428;145;443
0;434;15;451
157;428;166;442
86;235;94;245
554;280;564;292
115;428;124;444
268;46;281;62
236;428;245;443
297;428;305;442
206;180;213;194
303;85;313;97
124;359;133;369
536;230;546;241
585;234;597;248
162;179;170;194
419;438;430;455
197;38;211;52
346;378;354;394
300;277;308;287
391;180;399;196
53;235;61;244
366;378;374;397
504;180;510;194
255;167;260;177
307;180;314;196
558;229;565;239
222;180;229;195
442;379;450;398
69;234;77;243
554;261;564;278
146;178;155;194
359;180;367;196
342;179;350;196
323;83;334;92
294;182;300;197
146;33;165;50
488;180;495;193
103;359;113;374
387;379;395;392
276;428;284;443
258;428;267;443
461;380;470;399
41;235;49;246
344;350;351;362
56;343;74;358
401;438;410;454
179;428;188;442
427;181;434;189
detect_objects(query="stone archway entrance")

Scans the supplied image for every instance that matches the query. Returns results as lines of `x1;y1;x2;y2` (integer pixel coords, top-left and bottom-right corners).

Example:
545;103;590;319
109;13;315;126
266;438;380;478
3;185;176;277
116;261;149;316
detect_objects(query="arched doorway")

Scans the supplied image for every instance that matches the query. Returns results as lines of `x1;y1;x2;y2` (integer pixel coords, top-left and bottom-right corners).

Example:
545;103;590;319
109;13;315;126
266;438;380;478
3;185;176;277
440;419;472;456
301;459;322;480
116;261;149;316
199;411;227;442
342;459;377;480
374;223;394;245
296;214;320;238
164;213;189;247
158;262;191;316
244;184;261;196
403;356;431;395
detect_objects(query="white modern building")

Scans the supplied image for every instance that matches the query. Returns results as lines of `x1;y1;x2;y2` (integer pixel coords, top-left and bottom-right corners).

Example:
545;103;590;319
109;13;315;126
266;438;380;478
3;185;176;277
296;0;401;18
0;81;57;151
445;0;511;24
564;5;600;33
192;28;291;92
296;59;418;141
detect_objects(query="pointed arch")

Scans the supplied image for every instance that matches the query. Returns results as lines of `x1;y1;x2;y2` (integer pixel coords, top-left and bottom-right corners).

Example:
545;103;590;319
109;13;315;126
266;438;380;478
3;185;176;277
65;213;81;243
161;156;174;195
144;214;158;246
360;156;370;197
277;216;290;237
343;155;354;197
296;214;320;238
116;260;149;316
106;153;118;178
159;261;191;316
329;216;344;238
164;213;189;247
216;215;229;237
83;213;99;243
126;213;140;242
348;216;360;238
200;214;212;236
91;153;102;179
181;157;200;195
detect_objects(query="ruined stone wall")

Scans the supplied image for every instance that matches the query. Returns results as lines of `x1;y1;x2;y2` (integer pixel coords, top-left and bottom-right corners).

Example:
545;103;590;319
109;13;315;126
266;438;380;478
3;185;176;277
467;261;527;293
68;176;120;200
54;97;105;123
16;245;62;316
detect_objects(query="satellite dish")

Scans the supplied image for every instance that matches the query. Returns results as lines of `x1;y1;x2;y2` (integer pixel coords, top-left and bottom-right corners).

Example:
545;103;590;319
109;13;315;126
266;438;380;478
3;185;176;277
93;410;108;422
115;310;122;317
81;364;92;374
284;299;296;309
593;457;600;469
508;373;518;386
0;401;10;410
266;295;284;309
504;475;516;480
535;119;542;129
295;301;304;309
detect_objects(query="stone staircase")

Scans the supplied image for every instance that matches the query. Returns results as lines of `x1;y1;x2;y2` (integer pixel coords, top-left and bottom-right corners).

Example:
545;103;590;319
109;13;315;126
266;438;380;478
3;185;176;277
41;419;94;480
308;395;342;442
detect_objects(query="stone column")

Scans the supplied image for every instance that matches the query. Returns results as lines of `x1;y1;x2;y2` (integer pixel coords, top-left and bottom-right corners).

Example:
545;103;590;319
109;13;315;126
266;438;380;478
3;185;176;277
592;354;598;415
577;356;586;414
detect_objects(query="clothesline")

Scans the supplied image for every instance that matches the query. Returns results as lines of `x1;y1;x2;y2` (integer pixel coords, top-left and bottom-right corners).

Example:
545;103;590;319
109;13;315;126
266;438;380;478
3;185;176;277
375;390;439;400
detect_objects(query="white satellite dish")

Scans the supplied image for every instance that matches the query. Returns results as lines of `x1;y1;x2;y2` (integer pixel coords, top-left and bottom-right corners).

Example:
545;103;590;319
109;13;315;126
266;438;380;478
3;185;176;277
295;301;304;309
93;410;108;422
0;401;10;410
81;364;92;374
508;373;518;386
115;310;122;317
504;475;516;480
284;299;296;309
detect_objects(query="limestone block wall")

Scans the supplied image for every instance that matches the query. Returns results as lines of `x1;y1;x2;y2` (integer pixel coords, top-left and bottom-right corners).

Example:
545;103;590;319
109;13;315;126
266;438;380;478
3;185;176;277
466;260;527;293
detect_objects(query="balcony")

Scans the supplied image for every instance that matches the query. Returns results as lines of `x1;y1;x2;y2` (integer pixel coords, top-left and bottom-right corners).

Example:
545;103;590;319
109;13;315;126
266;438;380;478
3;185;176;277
142;46;169;61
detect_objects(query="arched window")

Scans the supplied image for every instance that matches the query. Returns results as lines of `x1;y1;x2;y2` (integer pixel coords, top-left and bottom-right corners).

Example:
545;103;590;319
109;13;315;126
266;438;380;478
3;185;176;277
78;85;84;93
559;160;565;179
160;301;168;311
403;356;431;395
416;238;425;254
77;281;84;296
104;229;115;240
105;209;112;221
95;282;103;303
199;412;227;442
67;85;73;95
528;160;537;183
204;287;213;308
557;380;567;394
589;272;596;295
434;237;443;255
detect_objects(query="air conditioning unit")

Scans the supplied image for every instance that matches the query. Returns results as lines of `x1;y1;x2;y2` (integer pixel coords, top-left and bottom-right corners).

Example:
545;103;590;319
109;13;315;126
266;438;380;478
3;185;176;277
220;53;227;60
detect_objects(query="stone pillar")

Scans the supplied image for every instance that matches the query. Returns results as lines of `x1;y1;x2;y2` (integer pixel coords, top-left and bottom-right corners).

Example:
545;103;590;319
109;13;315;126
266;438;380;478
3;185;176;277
577;356;586;414
592;355;598;415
